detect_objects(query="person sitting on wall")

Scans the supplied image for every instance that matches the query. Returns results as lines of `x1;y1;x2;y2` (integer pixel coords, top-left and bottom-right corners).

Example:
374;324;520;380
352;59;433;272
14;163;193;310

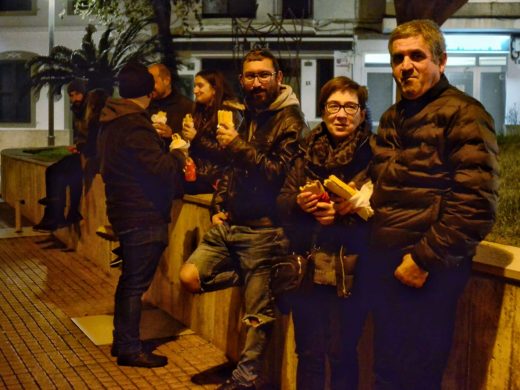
34;79;108;232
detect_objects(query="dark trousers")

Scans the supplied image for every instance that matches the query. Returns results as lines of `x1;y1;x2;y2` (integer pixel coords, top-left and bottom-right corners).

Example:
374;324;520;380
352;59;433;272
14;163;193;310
113;224;168;355
44;153;83;220
359;248;470;390
291;285;366;390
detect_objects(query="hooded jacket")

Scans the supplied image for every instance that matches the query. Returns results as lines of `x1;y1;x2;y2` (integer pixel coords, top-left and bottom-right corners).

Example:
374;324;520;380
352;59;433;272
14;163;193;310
369;75;499;272
212;84;309;224
98;97;184;232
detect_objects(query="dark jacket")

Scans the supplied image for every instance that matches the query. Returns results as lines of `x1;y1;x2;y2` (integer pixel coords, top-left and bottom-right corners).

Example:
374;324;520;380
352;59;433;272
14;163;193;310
74;89;109;158
148;89;193;198
278;122;372;253
148;88;194;140
190;100;244;191
212;85;308;225
369;75;499;271
98;98;185;232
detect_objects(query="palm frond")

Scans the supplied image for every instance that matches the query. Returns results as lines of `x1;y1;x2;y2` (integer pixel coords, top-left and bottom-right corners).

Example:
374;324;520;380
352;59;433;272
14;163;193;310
28;17;159;99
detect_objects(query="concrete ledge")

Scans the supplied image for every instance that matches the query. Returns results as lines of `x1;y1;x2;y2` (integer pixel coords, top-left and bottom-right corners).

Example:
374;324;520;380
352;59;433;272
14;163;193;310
474;241;520;281
2;148;519;389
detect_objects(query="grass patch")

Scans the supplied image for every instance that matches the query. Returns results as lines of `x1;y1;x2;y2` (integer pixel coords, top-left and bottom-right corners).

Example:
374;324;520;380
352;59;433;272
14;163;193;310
485;135;520;246
22;146;72;162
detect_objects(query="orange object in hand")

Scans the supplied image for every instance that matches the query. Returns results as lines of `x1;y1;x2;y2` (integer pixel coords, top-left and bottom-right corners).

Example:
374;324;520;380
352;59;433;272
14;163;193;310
184;157;196;182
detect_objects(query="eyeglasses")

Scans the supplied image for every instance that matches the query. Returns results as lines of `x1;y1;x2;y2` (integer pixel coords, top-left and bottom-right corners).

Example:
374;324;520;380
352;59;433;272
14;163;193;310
325;102;361;115
241;72;277;84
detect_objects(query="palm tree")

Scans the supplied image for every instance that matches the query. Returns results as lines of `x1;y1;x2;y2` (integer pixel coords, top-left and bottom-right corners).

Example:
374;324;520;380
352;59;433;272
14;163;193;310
26;18;159;98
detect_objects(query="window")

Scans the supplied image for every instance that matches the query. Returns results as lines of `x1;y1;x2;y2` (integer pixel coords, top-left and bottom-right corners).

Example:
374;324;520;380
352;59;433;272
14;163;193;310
366;71;395;127
0;60;32;124
67;0;79;15
315;59;333;116
202;0;256;18
0;0;33;12
282;0;313;19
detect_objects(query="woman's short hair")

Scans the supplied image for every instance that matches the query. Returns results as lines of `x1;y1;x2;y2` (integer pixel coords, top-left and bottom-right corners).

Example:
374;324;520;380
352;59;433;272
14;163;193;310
318;76;368;115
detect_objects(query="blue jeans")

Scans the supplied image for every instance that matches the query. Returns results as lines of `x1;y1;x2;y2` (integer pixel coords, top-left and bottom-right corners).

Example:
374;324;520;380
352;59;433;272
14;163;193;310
113;224;168;355
186;223;289;385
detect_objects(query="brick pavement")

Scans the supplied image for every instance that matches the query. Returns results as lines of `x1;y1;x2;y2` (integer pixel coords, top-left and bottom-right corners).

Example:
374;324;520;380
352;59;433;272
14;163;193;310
0;234;230;389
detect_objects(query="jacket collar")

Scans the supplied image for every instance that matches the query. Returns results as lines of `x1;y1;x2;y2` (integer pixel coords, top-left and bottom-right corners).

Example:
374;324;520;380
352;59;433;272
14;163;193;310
397;73;450;119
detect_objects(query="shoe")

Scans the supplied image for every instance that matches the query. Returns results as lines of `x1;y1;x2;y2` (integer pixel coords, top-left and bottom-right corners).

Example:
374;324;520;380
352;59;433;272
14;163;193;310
117;351;168;368
96;225;118;241
66;210;83;224
110;257;123;268
217;378;255;390
33;218;67;232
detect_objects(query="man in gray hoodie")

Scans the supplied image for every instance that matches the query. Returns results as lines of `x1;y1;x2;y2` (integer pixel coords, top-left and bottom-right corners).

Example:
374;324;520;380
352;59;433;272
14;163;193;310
98;62;185;368
180;49;308;389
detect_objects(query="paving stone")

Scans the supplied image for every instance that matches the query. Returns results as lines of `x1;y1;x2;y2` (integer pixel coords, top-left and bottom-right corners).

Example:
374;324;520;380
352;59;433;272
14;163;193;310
0;236;227;389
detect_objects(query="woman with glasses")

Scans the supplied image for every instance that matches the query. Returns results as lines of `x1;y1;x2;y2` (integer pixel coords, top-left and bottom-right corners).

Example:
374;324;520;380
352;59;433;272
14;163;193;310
181;69;244;194
277;76;372;390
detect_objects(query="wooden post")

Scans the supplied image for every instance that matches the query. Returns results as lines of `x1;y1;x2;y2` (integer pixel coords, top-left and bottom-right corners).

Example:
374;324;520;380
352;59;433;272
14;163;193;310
15;200;25;233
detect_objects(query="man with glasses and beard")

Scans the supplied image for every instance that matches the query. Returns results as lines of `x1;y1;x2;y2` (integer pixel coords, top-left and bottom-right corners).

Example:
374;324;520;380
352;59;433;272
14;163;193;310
180;48;308;390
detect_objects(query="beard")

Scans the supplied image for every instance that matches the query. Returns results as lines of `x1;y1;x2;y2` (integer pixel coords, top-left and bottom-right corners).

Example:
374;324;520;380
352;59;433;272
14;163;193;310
244;84;278;110
70;101;84;115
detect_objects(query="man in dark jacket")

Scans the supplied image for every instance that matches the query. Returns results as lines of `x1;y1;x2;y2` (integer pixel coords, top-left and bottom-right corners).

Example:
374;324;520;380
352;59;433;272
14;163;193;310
34;80;108;231
148;63;194;140
98;62;185;368
366;19;499;389
179;49;308;389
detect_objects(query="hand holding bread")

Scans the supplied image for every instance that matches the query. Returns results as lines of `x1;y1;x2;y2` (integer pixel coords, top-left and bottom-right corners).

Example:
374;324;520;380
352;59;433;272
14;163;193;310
182;113;196;141
324;175;373;220
216;110;238;147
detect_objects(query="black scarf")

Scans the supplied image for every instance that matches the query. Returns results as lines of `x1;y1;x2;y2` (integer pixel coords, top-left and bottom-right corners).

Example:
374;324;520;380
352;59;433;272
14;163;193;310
303;122;370;182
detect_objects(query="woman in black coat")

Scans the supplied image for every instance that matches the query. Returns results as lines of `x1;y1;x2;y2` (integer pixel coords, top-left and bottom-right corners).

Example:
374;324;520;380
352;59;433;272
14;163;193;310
277;76;372;390
181;69;244;194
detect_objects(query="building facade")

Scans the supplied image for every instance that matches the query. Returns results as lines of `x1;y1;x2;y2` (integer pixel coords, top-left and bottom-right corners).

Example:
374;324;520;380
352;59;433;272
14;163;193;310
1;0;520;150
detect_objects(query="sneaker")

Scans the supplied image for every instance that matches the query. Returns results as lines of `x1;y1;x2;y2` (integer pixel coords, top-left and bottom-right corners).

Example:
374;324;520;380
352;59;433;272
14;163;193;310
96;225;118;241
217;378;255;390
117;351;168;368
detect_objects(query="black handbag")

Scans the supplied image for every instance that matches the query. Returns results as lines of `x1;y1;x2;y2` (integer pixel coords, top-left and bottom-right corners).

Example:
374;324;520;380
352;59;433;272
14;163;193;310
269;252;312;296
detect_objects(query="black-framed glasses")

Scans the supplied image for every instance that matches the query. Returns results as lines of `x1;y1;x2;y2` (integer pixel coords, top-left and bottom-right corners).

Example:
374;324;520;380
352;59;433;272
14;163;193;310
241;72;277;84
325;102;361;115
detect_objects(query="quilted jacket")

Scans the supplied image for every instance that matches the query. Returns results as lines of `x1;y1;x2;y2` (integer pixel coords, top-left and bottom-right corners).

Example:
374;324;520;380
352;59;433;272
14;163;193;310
369;75;499;271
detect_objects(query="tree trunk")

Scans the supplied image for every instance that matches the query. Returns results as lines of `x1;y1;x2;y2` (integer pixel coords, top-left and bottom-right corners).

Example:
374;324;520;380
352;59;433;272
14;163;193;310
151;0;178;79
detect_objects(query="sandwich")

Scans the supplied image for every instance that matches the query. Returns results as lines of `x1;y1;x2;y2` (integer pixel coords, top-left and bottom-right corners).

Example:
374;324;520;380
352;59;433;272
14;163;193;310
299;180;330;202
170;133;189;151
151;110;167;125
323;175;372;220
217;110;233;126
182;113;193;126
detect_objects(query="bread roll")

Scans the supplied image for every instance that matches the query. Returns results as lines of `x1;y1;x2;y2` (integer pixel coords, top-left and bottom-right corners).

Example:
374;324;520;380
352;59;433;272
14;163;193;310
217;110;233;126
151;110;167;124
324;175;371;220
